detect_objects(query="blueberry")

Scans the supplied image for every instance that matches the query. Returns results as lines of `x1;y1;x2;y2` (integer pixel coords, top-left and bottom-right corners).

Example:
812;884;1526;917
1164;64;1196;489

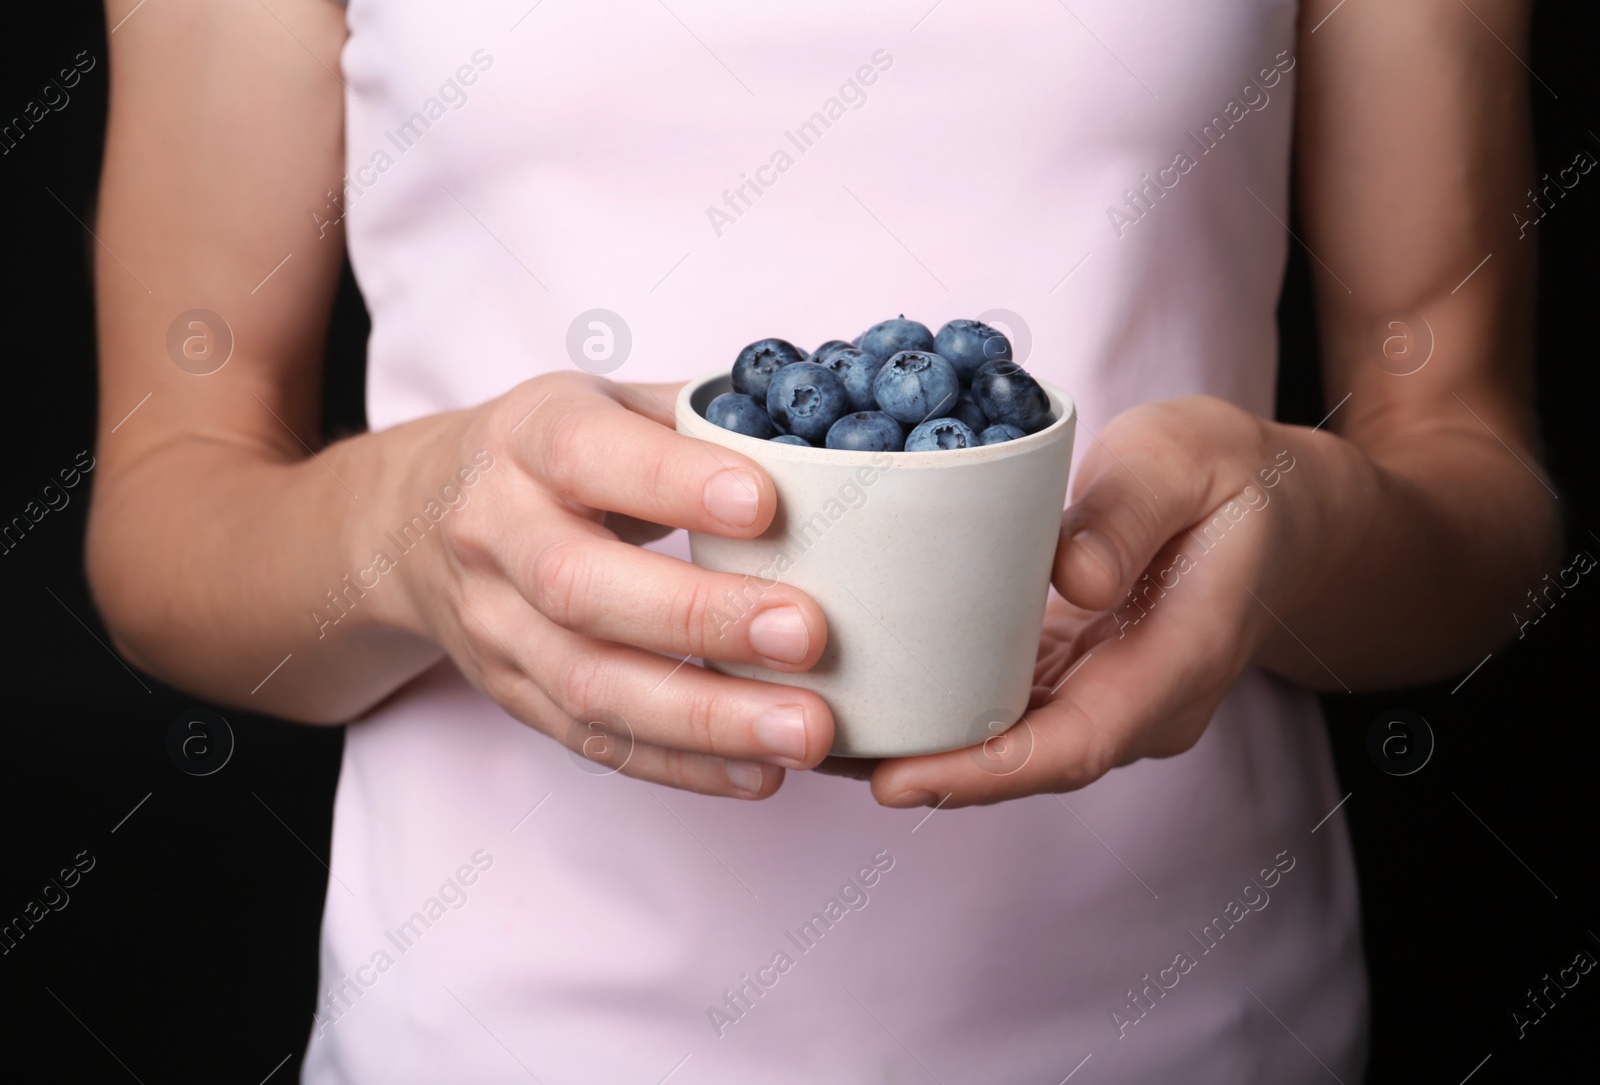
732;338;805;403
950;389;989;433
934;319;1013;383
971;358;1052;433
905;417;979;452
818;347;888;412
871;350;961;425
771;434;811;446
808;339;853;364
706;392;776;439
978;423;1027;445
859;315;935;361
766;362;850;444
825;411;905;452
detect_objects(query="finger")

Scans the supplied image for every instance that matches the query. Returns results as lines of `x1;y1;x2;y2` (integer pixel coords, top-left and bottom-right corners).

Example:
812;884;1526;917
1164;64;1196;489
543;636;834;768
521;384;777;537
614;380;687;427
493;668;786;799
871;539;1256;807
519;534;828;670
454;584;836;768
1055;399;1266;611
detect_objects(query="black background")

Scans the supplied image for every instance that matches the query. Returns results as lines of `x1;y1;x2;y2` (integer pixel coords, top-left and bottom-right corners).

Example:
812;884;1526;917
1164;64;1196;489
2;3;1597;1081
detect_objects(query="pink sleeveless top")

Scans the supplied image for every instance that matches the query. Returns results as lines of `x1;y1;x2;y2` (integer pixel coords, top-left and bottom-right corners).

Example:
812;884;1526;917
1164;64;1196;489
307;2;1367;1081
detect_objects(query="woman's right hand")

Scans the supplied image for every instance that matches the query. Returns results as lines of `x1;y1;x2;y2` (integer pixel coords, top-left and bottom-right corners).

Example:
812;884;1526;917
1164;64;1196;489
382;372;835;799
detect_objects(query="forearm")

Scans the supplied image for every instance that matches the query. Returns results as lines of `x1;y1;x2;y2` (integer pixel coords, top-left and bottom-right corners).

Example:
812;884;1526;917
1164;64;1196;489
85;412;474;722
1253;414;1561;689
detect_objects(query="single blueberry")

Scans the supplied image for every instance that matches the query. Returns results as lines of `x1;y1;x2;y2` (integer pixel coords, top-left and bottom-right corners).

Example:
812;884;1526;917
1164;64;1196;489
905;417;979;452
950;389;989;433
731;338;805;403
934;319;1013;383
971;358;1052;433
859;315;935;361
871;350;961;425
819;347;888;412
706;392;776;439
825;411;905;452
978;423;1027;445
808;339;853;364
771;434;811;446
767;362;850;444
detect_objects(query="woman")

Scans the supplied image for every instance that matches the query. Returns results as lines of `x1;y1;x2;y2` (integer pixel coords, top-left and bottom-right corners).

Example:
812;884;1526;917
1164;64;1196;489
89;0;1555;1080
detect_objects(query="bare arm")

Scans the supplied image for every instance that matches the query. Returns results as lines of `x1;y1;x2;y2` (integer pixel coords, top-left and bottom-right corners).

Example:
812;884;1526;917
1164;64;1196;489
88;0;835;798
1258;0;1558;683
89;0;448;720
870;0;1562;806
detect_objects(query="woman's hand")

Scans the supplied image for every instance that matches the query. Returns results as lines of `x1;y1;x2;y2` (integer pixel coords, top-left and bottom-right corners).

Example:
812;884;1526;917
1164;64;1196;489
866;396;1313;808
380;372;837;799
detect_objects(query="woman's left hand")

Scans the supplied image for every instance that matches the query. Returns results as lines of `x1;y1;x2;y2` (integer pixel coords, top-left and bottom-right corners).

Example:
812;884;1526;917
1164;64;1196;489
865;395;1312;808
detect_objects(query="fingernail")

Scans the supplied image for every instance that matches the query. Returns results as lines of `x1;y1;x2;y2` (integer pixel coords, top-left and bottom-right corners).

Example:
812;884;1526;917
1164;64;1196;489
1070;527;1122;585
753;704;808;762
748;606;809;664
725;760;765;794
881;789;938;809
704;470;761;527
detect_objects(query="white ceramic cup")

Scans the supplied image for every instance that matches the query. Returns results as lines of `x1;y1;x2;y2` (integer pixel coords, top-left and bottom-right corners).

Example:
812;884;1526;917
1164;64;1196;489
676;372;1076;758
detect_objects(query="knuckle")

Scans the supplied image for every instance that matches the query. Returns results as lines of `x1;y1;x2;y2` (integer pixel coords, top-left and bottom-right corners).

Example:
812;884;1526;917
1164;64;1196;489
664;575;722;656
535;408;594;497
657;747;705;794
675;681;722;755
1077;729;1121;786
439;495;492;570
556;646;610;718
528;537;591;627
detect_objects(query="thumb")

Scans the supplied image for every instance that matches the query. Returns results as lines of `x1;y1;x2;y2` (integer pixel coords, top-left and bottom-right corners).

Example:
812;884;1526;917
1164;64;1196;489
1055;400;1268;611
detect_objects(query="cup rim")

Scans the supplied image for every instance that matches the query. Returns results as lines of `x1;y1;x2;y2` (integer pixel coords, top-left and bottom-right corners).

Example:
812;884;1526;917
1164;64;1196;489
676;370;1076;467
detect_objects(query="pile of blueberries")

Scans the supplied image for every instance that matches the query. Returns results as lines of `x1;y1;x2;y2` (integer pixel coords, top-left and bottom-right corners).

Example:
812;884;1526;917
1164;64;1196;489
703;316;1054;452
